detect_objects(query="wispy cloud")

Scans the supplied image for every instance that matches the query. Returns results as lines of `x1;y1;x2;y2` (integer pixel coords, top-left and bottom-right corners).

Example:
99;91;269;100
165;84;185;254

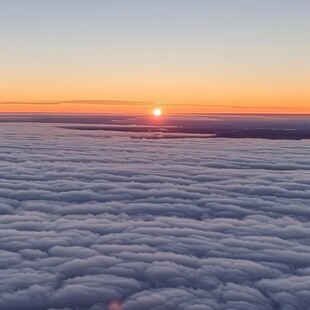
0;100;300;110
0;100;151;106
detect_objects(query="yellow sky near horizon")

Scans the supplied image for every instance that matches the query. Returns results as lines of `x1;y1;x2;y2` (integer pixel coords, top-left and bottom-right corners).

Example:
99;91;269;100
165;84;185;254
0;101;309;114
1;73;309;114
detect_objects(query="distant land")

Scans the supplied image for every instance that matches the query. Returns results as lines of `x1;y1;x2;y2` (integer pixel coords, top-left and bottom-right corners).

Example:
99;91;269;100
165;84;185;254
1;113;310;140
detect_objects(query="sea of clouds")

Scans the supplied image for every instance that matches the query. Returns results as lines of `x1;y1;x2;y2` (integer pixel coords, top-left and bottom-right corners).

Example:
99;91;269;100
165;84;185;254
0;122;310;310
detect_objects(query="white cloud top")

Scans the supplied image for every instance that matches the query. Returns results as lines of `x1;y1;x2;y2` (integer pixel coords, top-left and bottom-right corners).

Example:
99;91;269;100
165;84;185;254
0;123;310;309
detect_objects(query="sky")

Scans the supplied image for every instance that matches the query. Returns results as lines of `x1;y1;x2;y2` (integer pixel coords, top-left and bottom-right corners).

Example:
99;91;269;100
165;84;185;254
1;0;309;114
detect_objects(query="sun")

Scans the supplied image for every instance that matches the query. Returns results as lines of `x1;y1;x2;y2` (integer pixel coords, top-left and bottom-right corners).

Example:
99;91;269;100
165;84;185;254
153;108;162;117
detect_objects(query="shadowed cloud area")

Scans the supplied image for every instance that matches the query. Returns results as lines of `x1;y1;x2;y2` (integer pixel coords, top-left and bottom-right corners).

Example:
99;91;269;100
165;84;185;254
0;122;310;309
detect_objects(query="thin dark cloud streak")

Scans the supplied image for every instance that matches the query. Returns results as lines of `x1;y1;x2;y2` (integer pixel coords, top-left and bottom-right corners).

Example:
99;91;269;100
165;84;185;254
0;100;301;110
0;100;150;106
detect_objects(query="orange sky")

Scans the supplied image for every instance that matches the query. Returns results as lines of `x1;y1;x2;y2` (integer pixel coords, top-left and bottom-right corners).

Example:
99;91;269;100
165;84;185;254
1;74;309;114
1;102;309;114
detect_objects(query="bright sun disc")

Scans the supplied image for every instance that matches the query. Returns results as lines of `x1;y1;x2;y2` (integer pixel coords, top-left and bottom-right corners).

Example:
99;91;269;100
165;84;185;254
153;108;162;116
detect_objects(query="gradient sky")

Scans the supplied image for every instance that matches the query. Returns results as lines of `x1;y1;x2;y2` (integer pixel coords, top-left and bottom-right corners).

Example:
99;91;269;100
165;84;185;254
1;0;309;114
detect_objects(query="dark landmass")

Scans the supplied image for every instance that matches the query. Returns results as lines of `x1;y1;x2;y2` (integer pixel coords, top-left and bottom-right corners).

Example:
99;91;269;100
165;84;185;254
60;125;310;140
1;113;310;140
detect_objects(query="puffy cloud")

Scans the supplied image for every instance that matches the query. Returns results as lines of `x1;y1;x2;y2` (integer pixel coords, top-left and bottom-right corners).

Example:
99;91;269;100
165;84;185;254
0;122;310;309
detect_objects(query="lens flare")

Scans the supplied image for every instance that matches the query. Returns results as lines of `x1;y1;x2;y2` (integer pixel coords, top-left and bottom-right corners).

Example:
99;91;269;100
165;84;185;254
109;301;122;310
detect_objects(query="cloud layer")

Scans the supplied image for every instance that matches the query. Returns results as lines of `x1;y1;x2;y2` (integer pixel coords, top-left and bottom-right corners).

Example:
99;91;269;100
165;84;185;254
0;122;310;309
